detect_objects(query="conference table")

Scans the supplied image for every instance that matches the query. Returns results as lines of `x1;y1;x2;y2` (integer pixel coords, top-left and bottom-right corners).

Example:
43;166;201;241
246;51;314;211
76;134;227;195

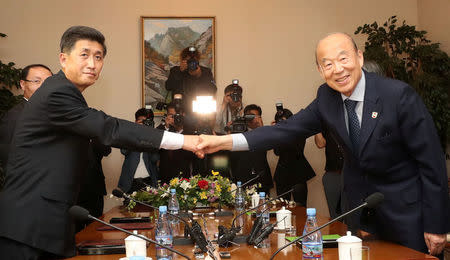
70;204;437;259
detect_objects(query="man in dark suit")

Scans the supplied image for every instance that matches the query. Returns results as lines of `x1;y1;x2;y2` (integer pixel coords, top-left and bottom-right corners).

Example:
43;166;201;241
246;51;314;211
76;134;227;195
0;26;199;259
273;109;315;206
75;138;111;232
0;64;53;166
230;104;273;194
118;108;160;193
197;33;449;256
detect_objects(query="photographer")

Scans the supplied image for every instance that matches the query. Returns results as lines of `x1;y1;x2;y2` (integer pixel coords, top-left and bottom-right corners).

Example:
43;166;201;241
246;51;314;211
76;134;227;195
230;104;273;194
157;102;194;183
117;108;160;193
165;47;216;116
214;80;244;135
272;108;315;206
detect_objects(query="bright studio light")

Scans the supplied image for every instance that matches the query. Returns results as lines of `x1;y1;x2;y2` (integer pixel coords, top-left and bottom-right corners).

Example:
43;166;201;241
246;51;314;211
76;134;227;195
192;96;216;114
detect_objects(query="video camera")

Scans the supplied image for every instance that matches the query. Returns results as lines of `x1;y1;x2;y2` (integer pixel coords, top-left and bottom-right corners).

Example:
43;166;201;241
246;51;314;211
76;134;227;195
224;114;255;133
187;46;199;72
229;79;242;103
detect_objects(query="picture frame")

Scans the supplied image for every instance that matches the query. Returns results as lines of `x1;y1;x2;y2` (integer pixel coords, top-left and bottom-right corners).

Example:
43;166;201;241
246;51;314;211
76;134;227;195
141;16;216;115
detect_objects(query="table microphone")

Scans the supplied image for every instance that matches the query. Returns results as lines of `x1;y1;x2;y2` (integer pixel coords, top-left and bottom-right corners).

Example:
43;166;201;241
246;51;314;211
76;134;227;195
69;205;191;260
269;192;384;260
231;183;303;228
216;183;302;247
229;173;261;193
112;189;209;253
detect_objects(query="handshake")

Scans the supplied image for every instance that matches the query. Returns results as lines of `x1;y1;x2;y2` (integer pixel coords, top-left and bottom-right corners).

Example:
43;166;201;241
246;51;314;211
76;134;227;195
182;134;234;158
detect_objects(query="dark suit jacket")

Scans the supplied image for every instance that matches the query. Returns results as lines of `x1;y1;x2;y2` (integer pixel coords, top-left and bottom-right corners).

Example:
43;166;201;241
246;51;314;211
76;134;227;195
0;70;164;256
230;150;274;193
0;99;26;166
273;138;315;184
118;148;159;192
243;71;449;253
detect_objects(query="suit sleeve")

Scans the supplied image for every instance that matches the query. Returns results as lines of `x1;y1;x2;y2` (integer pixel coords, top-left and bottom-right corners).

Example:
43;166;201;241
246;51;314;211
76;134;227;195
165;66;183;93
243;98;323;151
47;85;164;151
397;86;449;234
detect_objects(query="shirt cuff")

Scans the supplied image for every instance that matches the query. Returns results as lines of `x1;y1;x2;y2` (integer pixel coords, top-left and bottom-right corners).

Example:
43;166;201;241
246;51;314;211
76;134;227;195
160;131;184;150
231;134;249;151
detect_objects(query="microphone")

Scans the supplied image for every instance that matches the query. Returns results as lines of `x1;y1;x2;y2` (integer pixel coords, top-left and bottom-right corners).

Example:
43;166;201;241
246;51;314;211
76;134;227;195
231;183;303;228
269;192;384;260
216;184;302;247
229;174;261;193
112;189;209;253
69;205;191;260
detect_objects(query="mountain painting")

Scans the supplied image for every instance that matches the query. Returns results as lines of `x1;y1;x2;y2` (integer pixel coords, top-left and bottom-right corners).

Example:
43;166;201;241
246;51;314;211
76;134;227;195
141;17;215;113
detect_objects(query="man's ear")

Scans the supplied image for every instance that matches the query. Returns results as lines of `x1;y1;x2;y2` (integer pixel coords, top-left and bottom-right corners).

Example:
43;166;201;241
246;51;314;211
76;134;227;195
59;53;67;69
357;49;364;68
19;80;25;91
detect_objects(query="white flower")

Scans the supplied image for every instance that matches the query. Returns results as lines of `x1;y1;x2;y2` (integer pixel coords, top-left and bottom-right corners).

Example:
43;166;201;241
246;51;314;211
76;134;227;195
161;192;169;198
180;181;191;191
146;186;151;192
131;191;137;197
231;183;237;196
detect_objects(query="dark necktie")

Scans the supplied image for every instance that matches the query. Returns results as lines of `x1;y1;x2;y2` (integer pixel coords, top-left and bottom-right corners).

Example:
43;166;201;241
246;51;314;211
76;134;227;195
344;99;360;152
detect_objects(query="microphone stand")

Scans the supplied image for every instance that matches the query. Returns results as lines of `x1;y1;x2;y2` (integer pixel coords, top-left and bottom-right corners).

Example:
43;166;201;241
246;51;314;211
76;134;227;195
71;208;191;260
217;186;295;247
270;202;369;260
113;190;197;247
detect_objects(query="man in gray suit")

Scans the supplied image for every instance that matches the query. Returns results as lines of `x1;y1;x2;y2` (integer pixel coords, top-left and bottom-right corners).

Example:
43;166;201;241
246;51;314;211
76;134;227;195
0;26;199;259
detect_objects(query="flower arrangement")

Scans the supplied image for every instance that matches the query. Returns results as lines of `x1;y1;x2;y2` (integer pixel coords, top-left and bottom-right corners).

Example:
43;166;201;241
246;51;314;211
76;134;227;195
127;171;243;211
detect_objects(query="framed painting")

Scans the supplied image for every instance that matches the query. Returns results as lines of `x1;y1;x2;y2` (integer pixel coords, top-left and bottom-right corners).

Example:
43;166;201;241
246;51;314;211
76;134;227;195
141;16;215;115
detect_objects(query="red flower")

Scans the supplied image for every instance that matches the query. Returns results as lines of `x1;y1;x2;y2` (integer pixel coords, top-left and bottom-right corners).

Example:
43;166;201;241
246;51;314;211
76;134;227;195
198;180;209;190
181;178;190;182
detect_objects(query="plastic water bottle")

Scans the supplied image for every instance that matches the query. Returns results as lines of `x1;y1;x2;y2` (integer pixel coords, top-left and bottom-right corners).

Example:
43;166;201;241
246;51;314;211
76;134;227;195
168;189;180;224
235;181;245;212
302;208;323;259
155;205;173;260
256;192;269;223
256;192;270;248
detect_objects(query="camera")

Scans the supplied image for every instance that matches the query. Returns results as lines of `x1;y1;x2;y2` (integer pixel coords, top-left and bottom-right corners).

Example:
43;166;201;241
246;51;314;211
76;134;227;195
187;46;199;72
229;79;242;102
224;114;255;133
156;95;185;128
142;108;155;128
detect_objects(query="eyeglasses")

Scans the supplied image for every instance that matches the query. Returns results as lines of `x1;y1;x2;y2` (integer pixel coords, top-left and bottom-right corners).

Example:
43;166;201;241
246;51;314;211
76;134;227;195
23;79;42;84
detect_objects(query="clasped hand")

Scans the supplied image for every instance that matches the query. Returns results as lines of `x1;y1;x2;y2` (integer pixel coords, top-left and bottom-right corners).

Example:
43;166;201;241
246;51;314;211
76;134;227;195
182;134;233;158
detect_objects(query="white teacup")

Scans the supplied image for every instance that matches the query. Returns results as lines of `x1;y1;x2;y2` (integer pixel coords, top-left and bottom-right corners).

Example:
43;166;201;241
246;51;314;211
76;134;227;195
125;230;147;257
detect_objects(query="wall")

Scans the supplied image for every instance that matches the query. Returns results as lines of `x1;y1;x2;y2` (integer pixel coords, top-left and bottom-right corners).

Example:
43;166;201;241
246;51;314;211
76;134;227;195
418;0;450;54
0;0;421;215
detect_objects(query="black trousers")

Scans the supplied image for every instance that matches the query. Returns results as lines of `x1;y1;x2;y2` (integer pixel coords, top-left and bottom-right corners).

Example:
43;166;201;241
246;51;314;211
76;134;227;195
0;236;61;260
275;181;308;206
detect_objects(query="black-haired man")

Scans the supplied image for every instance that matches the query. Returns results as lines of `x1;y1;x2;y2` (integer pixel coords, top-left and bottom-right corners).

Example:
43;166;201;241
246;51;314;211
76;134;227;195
118;108;160;193
0;64;53;166
0;26;200;259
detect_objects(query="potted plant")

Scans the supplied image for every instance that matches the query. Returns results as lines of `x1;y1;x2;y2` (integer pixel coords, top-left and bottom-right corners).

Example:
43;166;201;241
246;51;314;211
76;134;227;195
355;16;450;153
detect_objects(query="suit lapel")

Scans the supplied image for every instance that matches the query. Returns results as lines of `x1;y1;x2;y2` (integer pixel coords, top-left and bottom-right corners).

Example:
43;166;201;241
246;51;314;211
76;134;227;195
329;90;353;151
358;73;381;156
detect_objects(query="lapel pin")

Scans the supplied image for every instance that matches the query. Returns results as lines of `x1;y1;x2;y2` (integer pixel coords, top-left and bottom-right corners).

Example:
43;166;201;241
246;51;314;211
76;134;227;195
372;112;378;119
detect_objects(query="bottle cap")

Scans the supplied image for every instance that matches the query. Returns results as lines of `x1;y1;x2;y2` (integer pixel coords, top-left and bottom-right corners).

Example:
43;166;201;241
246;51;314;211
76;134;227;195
237;181;242;186
159;205;167;212
259;192;265;198
170;189;176;194
306;208;316;216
